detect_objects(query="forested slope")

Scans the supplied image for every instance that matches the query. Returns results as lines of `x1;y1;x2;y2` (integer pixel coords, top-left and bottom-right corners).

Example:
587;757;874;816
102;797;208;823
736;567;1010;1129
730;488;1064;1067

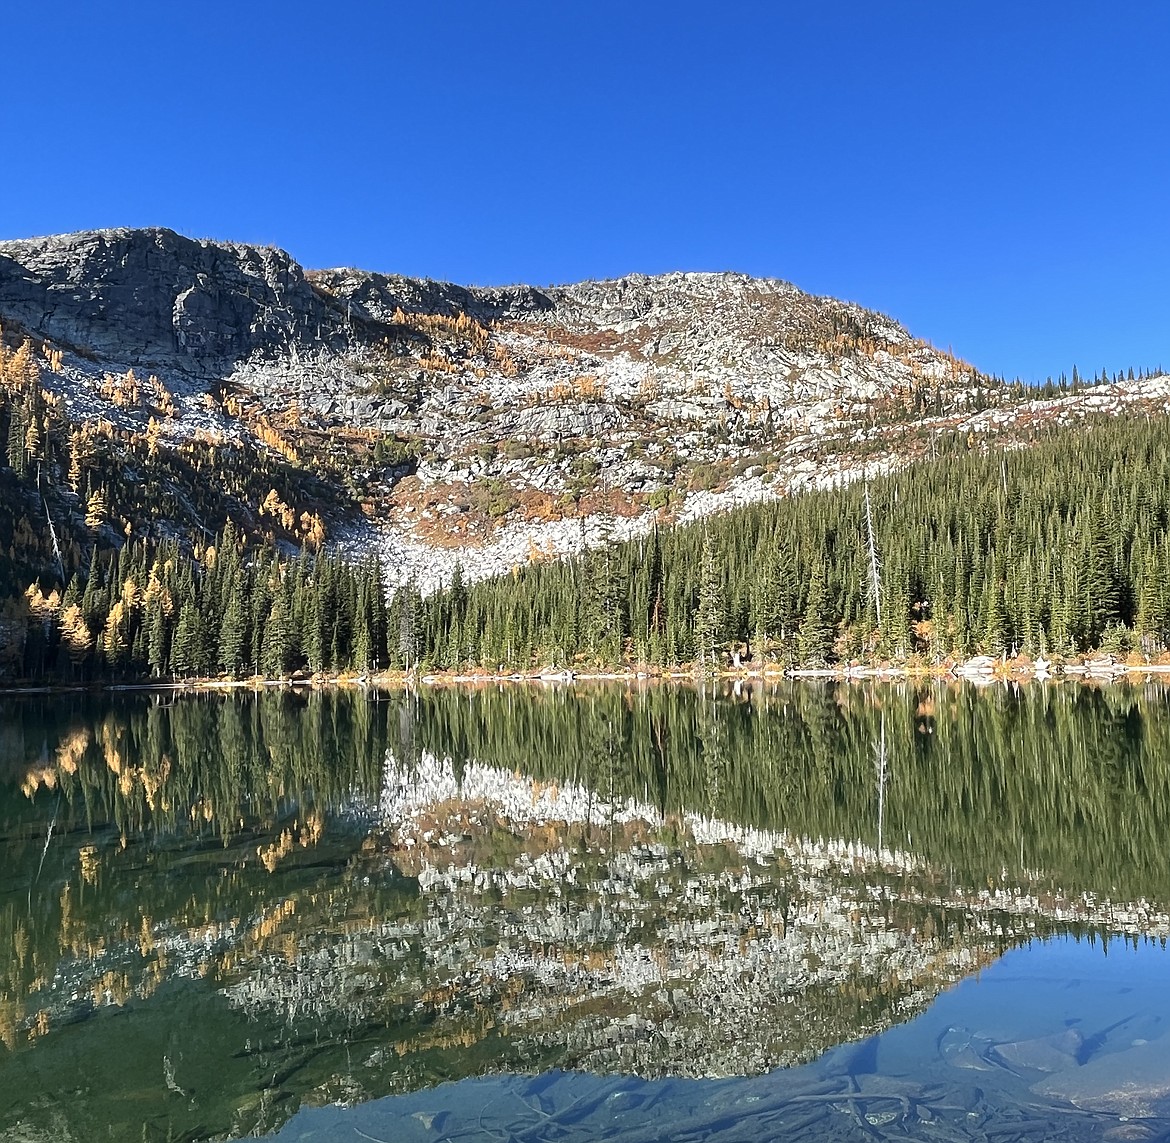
5;412;1170;680
415;414;1170;670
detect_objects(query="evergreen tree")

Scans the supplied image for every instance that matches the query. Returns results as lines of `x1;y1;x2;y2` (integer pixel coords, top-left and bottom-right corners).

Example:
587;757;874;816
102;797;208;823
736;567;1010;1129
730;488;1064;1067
218;578;248;675
261;591;294;678
170;600;201;677
147;602;168;677
694;531;723;673
798;559;835;664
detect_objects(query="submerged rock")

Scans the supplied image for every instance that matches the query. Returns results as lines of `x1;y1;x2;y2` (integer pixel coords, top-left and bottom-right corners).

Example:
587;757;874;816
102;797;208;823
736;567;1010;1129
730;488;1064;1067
992;1026;1083;1073
1033;1035;1170;1117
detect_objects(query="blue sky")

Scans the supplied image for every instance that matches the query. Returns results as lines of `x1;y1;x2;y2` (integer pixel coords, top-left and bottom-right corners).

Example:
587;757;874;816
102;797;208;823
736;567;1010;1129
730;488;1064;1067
3;2;1166;381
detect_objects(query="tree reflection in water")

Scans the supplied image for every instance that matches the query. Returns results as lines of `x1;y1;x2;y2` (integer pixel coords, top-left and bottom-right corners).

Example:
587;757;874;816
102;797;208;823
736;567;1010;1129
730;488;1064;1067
1;680;1168;1139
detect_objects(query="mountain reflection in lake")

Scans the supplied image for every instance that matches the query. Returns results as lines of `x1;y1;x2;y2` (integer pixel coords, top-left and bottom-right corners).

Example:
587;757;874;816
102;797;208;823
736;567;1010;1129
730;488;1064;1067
1;681;1169;1141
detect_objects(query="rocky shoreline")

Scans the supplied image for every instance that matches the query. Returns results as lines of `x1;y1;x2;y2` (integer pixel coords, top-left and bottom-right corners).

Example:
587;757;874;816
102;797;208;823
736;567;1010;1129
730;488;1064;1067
5;653;1170;696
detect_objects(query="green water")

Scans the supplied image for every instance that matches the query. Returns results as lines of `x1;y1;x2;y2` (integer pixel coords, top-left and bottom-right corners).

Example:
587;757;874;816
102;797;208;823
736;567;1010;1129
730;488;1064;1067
1;681;1169;1140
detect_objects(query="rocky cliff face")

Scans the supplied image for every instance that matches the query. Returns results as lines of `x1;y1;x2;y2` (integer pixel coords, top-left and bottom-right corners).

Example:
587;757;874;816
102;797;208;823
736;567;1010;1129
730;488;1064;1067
0;228;937;382
309;265;555;324
0;227;345;367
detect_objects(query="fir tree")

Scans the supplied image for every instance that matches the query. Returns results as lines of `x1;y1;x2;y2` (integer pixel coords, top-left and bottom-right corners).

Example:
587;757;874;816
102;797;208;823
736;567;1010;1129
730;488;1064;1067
798;559;835;664
694;531;723;673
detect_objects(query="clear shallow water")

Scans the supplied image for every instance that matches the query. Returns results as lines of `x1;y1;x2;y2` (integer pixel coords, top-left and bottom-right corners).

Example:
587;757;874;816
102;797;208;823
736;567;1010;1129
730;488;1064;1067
273;939;1170;1143
2;682;1170;1141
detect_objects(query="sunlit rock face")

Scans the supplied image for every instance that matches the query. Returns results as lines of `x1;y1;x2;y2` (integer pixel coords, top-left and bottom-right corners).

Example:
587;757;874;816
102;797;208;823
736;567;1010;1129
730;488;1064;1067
0;228;336;367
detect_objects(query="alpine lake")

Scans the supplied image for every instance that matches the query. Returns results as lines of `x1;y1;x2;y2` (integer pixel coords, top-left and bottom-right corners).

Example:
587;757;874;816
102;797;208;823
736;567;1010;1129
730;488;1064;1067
3;680;1170;1143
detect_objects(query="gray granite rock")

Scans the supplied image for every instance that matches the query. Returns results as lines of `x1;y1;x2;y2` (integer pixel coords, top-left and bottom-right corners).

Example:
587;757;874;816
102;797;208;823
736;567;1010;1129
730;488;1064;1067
0;227;344;369
309;267;555;323
514;401;622;438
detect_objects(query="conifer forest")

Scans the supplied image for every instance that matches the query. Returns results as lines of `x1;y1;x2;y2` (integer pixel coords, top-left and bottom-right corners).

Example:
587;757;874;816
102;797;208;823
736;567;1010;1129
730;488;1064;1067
6;343;1170;680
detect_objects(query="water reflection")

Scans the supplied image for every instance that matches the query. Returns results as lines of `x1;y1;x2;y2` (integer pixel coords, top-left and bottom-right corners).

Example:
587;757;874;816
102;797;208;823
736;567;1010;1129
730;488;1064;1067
1;681;1169;1139
273;939;1170;1142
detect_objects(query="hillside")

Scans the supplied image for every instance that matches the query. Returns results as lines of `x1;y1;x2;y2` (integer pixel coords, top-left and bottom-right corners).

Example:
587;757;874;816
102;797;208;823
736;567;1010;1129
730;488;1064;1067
0;229;1003;576
2;227;1168;677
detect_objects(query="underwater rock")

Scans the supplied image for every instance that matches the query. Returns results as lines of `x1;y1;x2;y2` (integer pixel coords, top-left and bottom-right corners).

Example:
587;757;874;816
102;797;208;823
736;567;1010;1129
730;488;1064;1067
991;1026;1083;1073
1033;1036;1170;1117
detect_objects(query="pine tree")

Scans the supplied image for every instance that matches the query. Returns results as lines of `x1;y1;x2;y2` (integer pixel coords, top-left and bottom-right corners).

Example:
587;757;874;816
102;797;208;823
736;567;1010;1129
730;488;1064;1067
147;602;168;677
398;579;419;670
218;579;248;675
260;591;293;678
981;552;1007;655
798;559;835;664
6;404;27;476
694;531;723;673
170;600;200;677
303;576;327;674
352;571;373;673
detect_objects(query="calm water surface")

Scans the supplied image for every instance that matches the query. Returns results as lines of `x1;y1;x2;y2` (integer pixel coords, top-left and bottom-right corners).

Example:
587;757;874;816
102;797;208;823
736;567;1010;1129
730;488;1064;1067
1;681;1169;1141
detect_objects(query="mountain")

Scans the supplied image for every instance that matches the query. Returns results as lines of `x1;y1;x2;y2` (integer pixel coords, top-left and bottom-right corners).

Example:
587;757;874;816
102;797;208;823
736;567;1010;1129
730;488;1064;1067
0;228;991;582
1;227;1167;623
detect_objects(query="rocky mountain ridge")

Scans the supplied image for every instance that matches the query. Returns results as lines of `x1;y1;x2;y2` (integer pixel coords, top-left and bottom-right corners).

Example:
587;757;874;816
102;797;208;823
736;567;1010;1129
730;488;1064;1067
2;227;1165;593
0;228;336;365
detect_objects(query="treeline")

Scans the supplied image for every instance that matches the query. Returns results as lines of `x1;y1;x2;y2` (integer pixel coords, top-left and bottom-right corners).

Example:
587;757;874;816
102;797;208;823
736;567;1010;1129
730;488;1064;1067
1034;362;1163;396
6;313;1170;678
13;413;1170;679
8;523;400;680
417;414;1170;669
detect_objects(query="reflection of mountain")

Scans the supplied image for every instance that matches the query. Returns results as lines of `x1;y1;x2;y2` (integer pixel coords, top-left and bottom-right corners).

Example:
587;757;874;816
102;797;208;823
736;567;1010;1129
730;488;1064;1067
3;683;1170;1140
372;753;1006;1079
237;751;1168;1083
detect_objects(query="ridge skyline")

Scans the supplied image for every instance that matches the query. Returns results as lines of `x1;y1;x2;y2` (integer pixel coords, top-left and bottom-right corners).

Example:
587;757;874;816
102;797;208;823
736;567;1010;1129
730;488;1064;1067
3;224;1151;385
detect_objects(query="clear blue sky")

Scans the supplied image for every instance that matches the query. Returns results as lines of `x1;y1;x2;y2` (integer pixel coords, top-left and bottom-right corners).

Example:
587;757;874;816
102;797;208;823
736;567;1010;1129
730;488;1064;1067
3;2;1166;382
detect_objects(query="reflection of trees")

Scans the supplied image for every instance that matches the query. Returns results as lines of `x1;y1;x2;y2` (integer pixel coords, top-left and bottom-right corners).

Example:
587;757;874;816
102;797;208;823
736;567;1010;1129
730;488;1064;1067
0;691;392;1050
3;682;1170;1139
9;681;1170;909
8;691;387;839
394;680;1170;905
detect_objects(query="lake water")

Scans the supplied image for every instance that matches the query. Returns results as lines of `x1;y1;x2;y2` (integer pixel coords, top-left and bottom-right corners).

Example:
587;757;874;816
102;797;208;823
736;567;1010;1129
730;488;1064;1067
2;681;1169;1141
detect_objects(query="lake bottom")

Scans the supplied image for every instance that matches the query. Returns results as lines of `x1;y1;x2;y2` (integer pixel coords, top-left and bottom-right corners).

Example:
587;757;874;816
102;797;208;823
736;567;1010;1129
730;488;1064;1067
271;937;1170;1142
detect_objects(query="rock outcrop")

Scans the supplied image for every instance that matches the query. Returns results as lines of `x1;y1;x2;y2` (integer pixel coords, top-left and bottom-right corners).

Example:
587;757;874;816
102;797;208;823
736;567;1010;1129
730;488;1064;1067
0;227;343;368
0;231;904;379
15;226;1156;596
308;266;555;324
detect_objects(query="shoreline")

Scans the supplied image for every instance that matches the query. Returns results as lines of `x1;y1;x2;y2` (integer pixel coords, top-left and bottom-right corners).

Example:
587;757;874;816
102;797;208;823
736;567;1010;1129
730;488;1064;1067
3;656;1170;696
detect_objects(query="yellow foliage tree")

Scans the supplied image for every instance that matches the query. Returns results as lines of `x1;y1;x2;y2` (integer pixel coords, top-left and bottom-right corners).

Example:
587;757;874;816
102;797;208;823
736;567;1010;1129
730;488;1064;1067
145;417;163;458
59;604;92;664
24;584;60;619
85;489;108;530
102;601;129;663
260;488;296;531
67;428;91;493
299;512;326;550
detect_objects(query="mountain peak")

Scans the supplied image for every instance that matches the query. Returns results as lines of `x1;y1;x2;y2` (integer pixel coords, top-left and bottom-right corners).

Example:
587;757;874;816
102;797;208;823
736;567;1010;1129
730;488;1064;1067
0;225;1018;594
